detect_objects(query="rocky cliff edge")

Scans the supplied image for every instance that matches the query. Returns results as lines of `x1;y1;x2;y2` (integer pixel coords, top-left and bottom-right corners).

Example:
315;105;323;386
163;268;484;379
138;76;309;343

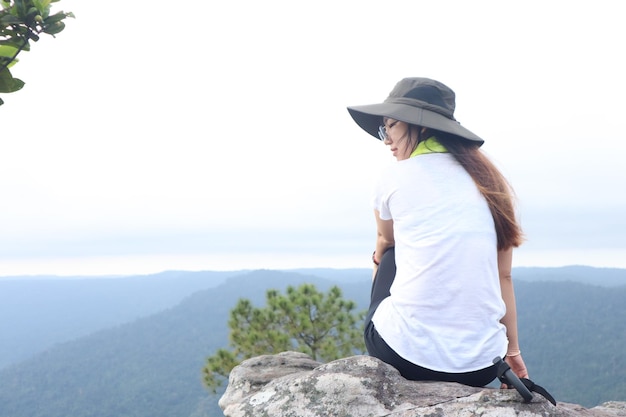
219;351;626;417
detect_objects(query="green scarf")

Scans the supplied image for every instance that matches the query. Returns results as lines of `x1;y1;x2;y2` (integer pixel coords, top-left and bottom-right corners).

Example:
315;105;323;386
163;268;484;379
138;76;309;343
409;136;448;158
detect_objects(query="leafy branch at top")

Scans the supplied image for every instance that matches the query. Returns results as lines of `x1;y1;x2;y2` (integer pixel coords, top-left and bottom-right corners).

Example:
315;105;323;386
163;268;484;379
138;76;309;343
0;0;74;105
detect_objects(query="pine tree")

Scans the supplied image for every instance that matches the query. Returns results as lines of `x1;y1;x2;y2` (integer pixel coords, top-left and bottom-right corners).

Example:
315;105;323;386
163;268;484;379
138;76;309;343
202;283;366;392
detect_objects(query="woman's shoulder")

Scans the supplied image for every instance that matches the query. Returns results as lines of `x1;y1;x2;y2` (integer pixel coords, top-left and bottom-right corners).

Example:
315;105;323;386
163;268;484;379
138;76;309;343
396;152;457;172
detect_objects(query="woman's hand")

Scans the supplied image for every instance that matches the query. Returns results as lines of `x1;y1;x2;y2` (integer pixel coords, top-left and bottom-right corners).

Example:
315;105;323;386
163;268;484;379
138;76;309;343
372;263;378;281
373;209;395;279
501;354;529;389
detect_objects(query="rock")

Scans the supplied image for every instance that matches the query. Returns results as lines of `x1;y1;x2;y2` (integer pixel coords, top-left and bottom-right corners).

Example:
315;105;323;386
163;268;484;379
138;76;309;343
219;351;626;417
219;351;321;408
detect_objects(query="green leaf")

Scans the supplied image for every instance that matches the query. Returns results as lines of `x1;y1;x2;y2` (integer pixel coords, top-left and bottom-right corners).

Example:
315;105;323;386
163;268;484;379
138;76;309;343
43;10;68;24
26;6;38;17
0;67;25;93
0;14;22;25
0;56;18;70
42;20;63;35
33;0;52;13
0;45;19;58
0;37;30;53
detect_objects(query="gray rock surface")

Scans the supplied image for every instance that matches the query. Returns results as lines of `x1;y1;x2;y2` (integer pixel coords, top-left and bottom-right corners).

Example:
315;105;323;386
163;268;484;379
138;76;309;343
219;351;626;417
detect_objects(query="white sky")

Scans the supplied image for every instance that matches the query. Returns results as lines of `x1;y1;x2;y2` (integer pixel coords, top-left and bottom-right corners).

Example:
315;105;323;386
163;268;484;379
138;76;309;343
1;0;625;276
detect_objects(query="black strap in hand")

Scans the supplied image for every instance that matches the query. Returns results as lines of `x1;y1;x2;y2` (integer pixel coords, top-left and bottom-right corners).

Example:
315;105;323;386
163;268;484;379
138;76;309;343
493;357;556;406
519;377;557;406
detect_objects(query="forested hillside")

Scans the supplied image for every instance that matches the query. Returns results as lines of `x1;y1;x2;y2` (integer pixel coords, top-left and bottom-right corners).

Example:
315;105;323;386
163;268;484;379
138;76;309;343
515;281;626;405
0;270;358;417
2;265;623;371
0;270;240;368
0;267;624;417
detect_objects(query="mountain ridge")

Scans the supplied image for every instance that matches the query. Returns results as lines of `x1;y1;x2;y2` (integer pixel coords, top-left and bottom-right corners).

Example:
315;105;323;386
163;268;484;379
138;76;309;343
1;266;624;370
0;267;625;417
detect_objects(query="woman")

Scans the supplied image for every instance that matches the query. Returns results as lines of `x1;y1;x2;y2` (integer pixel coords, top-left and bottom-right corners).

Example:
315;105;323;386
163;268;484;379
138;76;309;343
347;77;528;387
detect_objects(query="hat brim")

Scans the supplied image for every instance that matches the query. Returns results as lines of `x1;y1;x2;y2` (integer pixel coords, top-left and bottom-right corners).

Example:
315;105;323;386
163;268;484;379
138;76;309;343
347;103;484;146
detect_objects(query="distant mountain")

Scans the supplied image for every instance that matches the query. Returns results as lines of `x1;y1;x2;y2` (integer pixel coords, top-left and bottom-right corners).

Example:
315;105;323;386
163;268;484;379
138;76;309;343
0;268;374;370
1;265;624;370
513;265;626;286
290;265;626;287
0;266;624;417
0;270;360;417
0;270;242;369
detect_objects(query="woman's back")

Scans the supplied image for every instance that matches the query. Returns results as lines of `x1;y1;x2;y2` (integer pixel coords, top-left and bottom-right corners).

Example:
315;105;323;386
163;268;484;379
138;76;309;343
371;152;507;372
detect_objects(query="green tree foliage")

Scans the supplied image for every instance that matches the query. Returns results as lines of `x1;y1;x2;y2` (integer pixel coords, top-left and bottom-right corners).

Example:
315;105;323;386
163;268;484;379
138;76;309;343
0;0;74;105
202;283;366;392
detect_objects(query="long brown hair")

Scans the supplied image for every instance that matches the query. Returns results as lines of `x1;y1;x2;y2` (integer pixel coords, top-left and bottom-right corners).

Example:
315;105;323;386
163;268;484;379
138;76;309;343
425;130;524;250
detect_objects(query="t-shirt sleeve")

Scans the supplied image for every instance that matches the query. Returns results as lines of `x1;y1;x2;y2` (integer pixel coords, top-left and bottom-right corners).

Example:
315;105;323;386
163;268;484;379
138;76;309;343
371;174;392;221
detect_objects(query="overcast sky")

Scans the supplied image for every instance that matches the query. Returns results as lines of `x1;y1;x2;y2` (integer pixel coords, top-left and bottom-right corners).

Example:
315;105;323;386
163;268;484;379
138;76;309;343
1;0;624;276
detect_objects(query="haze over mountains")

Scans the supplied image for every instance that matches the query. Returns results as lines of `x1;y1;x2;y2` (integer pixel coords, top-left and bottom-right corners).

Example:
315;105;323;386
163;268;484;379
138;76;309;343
0;270;240;369
1;266;625;417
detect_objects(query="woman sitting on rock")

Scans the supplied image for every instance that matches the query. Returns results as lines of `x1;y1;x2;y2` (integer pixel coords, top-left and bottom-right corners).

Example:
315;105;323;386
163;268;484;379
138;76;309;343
347;77;528;387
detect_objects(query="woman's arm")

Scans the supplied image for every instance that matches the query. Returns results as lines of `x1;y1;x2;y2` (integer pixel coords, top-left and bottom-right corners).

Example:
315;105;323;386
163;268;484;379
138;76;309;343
498;247;529;381
372;209;395;279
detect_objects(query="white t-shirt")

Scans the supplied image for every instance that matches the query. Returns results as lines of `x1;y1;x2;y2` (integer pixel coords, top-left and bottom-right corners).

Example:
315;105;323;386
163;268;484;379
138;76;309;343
371;152;507;372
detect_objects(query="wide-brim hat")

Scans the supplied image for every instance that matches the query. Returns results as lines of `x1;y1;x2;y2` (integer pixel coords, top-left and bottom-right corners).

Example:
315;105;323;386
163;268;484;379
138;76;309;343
347;77;484;146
